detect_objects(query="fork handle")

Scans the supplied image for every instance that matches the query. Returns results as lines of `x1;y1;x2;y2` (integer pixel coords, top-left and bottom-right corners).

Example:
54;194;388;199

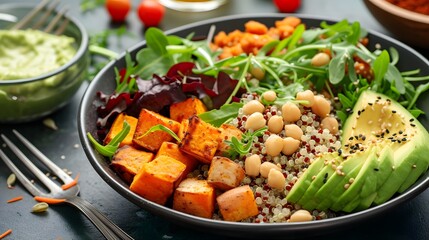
66;196;134;240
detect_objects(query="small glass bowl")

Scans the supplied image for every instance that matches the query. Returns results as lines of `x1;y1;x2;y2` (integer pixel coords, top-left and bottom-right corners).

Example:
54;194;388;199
0;3;89;123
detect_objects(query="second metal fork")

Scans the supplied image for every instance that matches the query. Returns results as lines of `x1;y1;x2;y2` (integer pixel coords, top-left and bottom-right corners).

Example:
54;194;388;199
0;130;134;240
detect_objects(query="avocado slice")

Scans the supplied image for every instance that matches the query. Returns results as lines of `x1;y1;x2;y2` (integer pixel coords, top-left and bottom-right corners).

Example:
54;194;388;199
286;153;327;203
289;153;340;210
313;149;368;211
329;146;378;212
334;145;393;212
341;90;429;206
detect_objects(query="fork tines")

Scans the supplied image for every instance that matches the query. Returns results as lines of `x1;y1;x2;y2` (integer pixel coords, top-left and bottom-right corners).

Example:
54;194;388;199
12;0;69;35
0;130;75;195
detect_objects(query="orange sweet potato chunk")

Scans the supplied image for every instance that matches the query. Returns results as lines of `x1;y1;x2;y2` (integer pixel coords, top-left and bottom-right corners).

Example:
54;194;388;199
207;156;245;191
173;178;215;219
156;142;198;177
104;113;138;147
216;124;243;155
170;97;207;123
179;116;221;164
130;155;186;205
133;109;181;152
111;145;154;184
216;185;259;222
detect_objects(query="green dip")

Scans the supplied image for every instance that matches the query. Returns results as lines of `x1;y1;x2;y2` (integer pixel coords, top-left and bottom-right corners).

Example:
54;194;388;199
0;29;76;80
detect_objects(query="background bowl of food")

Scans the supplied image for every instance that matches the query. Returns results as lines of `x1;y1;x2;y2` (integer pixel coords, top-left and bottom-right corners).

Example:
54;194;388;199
364;0;429;48
0;3;89;123
78;14;429;238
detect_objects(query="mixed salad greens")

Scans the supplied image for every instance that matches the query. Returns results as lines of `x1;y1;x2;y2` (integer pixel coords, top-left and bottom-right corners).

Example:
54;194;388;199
95;19;429;133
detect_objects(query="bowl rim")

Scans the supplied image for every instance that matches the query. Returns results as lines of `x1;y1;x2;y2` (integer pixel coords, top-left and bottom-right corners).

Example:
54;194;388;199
367;0;429;24
0;3;89;85
78;13;429;237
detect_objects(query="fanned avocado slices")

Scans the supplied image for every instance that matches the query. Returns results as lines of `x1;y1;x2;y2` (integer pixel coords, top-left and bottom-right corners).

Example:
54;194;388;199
286;90;429;212
289;153;341;210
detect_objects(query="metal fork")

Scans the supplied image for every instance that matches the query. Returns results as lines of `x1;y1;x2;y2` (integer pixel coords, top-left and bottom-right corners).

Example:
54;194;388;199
0;130;134;240
11;0;69;35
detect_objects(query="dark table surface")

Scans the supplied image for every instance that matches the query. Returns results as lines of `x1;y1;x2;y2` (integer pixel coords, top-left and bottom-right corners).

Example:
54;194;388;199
1;0;429;239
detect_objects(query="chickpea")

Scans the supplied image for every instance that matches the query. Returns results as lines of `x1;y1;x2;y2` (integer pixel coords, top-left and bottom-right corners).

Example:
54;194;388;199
289;210;313;222
260;162;281;178
311;52;331;67
242;100;265;115
311;95;331;118
282;137;301;155
265;134;284;157
262;90;277;102
245;112;266;131
281;102;301;122
284;124;303;140
250;59;265;80
268;115;284;134
267;168;286;190
296;90;315;107
321;116;339;134
245;154;261;177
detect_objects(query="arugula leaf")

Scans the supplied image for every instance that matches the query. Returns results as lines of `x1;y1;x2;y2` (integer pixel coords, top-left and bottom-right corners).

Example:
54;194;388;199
328;50;348;84
138;124;181;142
199;102;243;127
372;50;390;88
87;121;130;158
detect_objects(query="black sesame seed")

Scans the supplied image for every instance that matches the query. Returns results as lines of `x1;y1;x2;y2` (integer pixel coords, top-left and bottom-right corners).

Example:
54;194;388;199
392;110;397;113
410;118;415;122
323;173;328;184
411;123;416;127
374;168;379;171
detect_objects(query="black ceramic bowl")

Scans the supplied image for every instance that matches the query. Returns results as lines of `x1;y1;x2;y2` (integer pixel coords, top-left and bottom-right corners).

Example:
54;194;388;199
78;14;429;238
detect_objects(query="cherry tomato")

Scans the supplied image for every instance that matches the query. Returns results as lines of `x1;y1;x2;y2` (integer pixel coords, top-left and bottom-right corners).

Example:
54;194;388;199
105;0;131;22
273;0;301;13
137;0;165;27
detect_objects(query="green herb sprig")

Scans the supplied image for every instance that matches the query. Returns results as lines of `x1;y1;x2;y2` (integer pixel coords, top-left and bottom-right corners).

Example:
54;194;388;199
225;127;268;159
87;121;130;158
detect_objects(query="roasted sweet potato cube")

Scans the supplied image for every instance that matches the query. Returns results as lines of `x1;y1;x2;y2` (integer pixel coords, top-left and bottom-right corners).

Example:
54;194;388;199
216;185;259;222
173;178;215;218
177;119;188;140
133;109;181;152
130;155;186;205
111;145;154;184
179;116;221;164
156;142;198;177
104;113;138;147
170;97;207;123
216;124;243;155
207;156;245;190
